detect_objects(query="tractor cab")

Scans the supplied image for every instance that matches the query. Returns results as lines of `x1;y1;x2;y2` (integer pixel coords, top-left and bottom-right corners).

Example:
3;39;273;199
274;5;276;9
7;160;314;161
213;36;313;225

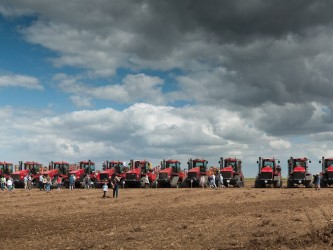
166;160;181;174
80;161;95;175
24;162;43;176
109;161;124;174
0;162;14;177
321;158;333;172
51;161;70;175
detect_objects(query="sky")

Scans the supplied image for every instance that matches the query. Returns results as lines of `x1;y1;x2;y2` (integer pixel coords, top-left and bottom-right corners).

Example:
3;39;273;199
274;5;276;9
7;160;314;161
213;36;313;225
1;0;333;177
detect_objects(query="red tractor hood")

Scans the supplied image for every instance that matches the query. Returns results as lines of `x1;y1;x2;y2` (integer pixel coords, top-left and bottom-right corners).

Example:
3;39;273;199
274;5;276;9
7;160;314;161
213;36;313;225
160;168;172;174
126;167;141;175
12;169;29;175
69;169;84;174
221;166;233;172
294;166;306;172
327;166;333;172
261;166;273;173
100;168;116;175
188;167;201;174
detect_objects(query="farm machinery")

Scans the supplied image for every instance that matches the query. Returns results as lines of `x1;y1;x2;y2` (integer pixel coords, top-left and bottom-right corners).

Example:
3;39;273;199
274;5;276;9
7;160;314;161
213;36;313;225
319;157;333;187
69;160;99;188
124;160;157;188
157;159;186;188
98;161;127;188
219;157;244;187
254;157;282;188
0;162;14;179
11;161;43;188
42;161;76;188
181;158;208;188
287;157;312;188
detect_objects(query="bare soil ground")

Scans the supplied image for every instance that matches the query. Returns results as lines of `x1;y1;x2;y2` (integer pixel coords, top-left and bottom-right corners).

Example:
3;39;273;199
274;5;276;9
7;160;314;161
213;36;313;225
1;180;333;250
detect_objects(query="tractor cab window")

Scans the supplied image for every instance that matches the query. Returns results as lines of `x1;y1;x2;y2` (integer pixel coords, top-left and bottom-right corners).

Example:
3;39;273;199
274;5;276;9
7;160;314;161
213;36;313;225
225;161;237;172
194;161;207;173
168;162;180;173
28;164;40;175
83;163;95;174
325;160;333;168
294;160;305;168
263;161;274;168
56;164;69;175
114;163;123;174
5;164;13;174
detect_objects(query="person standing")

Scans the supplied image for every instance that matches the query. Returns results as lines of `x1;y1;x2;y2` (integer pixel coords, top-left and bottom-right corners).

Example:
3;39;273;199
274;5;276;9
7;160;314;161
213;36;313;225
200;175;206;188
39;174;44;191
7;177;13;192
45;176;52;192
144;175;150;188
27;174;32;190
314;173;321;190
102;181;108;198
112;177;119;198
23;174;28;190
56;176;62;190
69;174;75;190
0;175;6;191
218;173;225;188
211;173;217;188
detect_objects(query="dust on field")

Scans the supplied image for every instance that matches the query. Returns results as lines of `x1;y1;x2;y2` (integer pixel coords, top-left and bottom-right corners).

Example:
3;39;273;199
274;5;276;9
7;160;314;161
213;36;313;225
1;184;333;250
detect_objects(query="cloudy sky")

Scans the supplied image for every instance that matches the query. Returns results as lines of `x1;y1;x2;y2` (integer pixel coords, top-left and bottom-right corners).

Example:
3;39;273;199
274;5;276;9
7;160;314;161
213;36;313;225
1;0;333;176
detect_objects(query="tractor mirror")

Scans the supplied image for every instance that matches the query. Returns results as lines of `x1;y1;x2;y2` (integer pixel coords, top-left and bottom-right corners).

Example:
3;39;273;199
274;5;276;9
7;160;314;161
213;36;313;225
278;161;280;163
319;161;322;163
256;161;258;163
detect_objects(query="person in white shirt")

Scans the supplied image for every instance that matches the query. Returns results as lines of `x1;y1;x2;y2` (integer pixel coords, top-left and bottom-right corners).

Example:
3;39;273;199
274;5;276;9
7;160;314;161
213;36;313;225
7;178;13;191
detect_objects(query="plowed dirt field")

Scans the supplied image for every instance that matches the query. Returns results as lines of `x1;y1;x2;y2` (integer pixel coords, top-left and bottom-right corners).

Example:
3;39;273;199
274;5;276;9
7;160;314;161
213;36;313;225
1;180;333;250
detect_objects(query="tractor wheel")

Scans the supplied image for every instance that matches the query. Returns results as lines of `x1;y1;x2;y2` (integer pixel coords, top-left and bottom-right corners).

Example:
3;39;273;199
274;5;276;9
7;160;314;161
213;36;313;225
254;180;261;188
305;182;313;188
287;180;294;188
320;179;328;188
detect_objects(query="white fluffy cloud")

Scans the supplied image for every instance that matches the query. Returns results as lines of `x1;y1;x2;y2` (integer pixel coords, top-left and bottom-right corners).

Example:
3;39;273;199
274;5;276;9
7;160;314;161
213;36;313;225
0;74;43;90
55;73;165;105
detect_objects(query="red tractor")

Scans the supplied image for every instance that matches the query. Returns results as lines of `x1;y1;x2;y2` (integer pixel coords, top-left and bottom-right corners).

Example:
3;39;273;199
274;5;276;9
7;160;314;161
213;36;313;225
0;162;14;179
219;157;244;187
287;157;312;188
98;161;126;188
181;158;208;188
157;159;186;188
124;160;156;188
11;161;43;187
69;160;99;188
255;157;282;188
319;157;333;187
42;161;75;187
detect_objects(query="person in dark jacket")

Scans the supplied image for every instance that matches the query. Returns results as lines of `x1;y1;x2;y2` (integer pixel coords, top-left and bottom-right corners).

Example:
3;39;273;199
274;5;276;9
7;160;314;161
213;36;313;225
112;177;120;198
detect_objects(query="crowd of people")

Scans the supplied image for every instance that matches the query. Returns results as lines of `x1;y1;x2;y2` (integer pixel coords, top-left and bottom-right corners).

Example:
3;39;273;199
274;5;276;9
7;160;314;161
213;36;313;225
0;173;122;199
200;173;226;188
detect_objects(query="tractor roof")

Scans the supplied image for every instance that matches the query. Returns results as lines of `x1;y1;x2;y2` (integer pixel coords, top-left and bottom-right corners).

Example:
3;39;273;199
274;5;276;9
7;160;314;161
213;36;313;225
0;161;13;165
291;157;308;161
166;159;180;163
53;161;69;164
192;159;207;162
80;161;95;164
25;161;42;165
225;158;238;161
